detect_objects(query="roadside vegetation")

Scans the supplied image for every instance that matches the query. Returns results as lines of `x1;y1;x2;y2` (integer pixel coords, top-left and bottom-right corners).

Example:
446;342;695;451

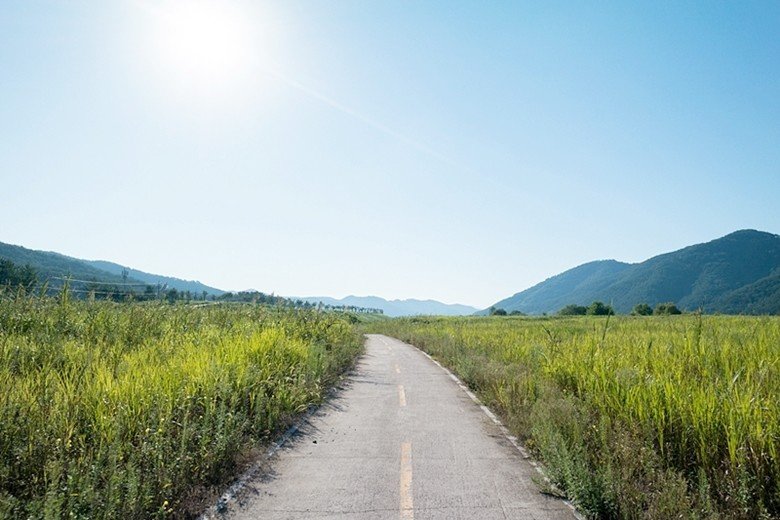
0;292;363;518
365;315;780;519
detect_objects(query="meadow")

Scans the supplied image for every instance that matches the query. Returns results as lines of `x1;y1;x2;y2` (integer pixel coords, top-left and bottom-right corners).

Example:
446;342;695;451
365;315;780;519
0;294;362;519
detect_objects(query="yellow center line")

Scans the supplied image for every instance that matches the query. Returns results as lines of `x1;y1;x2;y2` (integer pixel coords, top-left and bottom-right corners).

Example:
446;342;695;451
400;442;413;519
398;385;406;407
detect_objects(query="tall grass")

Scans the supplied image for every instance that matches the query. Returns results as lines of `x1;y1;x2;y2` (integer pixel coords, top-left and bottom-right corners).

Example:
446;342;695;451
366;315;780;519
0;295;362;518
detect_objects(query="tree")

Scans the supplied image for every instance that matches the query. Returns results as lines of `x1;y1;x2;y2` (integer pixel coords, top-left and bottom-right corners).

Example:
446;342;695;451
509;310;525;316
654;302;682;315
489;307;507;316
586;301;614;316
0;259;37;291
166;288;179;303
631;303;653;316
558;304;587;316
18;264;37;290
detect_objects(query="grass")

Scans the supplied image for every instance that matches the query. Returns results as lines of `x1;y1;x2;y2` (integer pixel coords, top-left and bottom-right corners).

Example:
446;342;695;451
0;294;362;519
364;315;780;519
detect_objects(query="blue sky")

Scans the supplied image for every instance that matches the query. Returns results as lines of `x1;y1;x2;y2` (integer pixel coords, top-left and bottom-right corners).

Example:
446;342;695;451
1;1;778;308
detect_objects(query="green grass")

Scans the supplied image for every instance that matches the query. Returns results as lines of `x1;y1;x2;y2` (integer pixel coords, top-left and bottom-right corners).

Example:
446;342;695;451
0;295;362;518
365;315;780;519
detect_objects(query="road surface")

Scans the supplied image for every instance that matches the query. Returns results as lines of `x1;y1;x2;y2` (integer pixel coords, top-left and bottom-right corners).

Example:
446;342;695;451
222;334;578;520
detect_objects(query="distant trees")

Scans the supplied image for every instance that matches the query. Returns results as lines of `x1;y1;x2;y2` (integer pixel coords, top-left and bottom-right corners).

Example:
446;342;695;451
218;291;289;306
654;302;682;315
628;302;682;315
489;307;507;316
558;304;587;316
558;302;614;316
0;260;37;291
555;301;686;316
214;292;385;313
165;288;179;303
631;303;653;316
587;301;614;316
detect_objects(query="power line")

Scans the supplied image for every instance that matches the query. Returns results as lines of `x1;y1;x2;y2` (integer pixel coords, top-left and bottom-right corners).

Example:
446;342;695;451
49;277;160;287
46;288;154;296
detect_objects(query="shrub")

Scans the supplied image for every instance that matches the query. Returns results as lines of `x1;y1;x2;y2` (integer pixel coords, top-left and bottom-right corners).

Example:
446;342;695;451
631;303;653;316
654;302;682;315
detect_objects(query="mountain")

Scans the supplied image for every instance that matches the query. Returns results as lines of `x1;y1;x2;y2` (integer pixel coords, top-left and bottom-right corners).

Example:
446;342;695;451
0;242;138;289
489;230;780;315
0;241;224;297
715;274;780;315
490;260;631;315
85;260;224;296
297;295;479;317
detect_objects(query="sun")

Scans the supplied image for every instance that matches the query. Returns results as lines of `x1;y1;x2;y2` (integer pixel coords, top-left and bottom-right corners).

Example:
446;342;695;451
149;0;254;94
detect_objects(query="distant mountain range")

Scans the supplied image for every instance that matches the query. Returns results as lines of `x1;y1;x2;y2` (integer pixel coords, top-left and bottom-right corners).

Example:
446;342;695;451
0;242;224;296
5;230;779;316
297;295;479;317
489;230;780;315
0;241;475;314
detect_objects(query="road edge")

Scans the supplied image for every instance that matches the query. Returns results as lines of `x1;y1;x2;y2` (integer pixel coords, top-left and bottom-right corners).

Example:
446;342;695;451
399;337;585;520
197;361;359;518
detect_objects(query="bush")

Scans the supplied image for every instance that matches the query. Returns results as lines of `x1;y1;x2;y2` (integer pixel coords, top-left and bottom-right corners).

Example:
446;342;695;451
631;303;653;316
559;304;587;316
586;301;614;316
654;302;682;315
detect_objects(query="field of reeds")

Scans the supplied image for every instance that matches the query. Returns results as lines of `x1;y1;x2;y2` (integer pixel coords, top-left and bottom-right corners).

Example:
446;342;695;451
0;294;362;519
365;315;780;519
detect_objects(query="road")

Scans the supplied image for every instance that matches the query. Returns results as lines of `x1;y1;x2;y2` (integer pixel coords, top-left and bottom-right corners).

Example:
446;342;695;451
222;334;578;520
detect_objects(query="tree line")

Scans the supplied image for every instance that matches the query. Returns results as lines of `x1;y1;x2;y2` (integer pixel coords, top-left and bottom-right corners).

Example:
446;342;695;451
489;301;684;316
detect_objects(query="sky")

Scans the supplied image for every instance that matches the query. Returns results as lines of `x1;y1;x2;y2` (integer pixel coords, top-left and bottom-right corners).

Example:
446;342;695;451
1;1;778;308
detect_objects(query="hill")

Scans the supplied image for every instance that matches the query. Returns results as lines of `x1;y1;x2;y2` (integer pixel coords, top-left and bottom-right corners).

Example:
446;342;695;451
297;295;479;317
85;260;224;297
0;241;224;297
0;242;139;290
490;230;780;315
489;260;631;315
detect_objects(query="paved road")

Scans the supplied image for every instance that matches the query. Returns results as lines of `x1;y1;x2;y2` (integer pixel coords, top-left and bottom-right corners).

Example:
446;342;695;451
224;334;577;520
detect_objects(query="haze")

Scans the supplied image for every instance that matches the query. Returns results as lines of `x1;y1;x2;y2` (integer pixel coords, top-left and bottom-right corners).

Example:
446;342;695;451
1;1;778;308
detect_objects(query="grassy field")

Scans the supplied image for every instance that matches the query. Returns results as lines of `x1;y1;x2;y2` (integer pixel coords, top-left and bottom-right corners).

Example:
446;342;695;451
0;295;362;519
365;315;780;519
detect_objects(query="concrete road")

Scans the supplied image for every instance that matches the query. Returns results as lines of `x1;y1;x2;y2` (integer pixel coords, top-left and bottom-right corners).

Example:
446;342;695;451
224;334;577;520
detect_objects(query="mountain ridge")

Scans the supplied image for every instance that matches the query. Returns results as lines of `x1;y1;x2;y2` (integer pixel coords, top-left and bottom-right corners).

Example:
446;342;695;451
0;241;224;296
0;242;142;288
489;229;780;315
84;260;224;296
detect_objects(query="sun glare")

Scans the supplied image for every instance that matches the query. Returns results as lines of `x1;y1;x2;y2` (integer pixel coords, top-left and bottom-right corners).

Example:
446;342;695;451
150;0;255;96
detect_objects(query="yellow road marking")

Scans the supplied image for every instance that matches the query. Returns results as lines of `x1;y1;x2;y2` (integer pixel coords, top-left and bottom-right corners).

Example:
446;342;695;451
398;385;406;407
400;442;413;519
395;364;401;374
